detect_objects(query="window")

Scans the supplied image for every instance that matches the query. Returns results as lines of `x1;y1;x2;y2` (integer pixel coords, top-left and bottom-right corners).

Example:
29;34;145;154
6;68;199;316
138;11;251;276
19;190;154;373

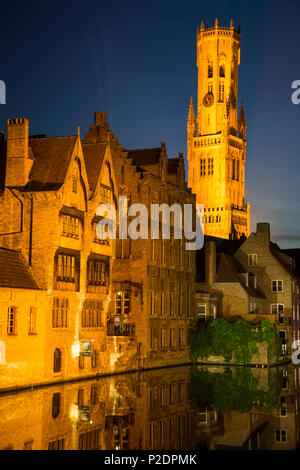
272;280;283;292
115;291;130;316
7;307;16;335
53;348;62;373
248;254;257;266
57;254;75;282
208;83;213;93
219;65;225;77
275;429;287;443
78;389;84;407
79;355;85;370
91;385;98;405
78;428;101;450
208;63;213;78
82;300;103;328
160;329;168;349
91;349;98;369
170;328;176;349
271;304;284;324
28;307;37;334
72;177;78;193
52;393;61;419
48;438;65;450
87;260;106;286
198;305;206;320
100;185;112;205
208;158;214;176
219;83;224;102
179;328;185;347
52;298;69;328
280;396;287;417
200;159;206;177
62;215;79;239
23;441;34;450
93;222;109;245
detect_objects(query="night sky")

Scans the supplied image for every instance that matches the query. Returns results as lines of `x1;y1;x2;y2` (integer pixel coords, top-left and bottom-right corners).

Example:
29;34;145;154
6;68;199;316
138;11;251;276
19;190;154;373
0;0;300;247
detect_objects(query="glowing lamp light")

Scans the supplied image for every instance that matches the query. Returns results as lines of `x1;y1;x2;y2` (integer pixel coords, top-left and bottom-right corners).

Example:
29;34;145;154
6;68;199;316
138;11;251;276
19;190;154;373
70;404;79;421
72;341;81;358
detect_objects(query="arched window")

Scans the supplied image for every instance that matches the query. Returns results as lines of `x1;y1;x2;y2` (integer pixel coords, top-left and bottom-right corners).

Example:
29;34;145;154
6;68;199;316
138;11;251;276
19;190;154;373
219;65;225;77
52;393;61;419
53;348;61;373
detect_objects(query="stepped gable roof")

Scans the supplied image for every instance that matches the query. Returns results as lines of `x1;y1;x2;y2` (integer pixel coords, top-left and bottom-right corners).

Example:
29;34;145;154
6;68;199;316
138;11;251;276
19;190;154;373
81;142;106;192
0;248;39;289
22;135;77;191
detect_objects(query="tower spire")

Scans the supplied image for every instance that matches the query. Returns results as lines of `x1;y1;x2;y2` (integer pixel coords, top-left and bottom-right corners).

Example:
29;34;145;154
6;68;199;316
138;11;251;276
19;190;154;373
238;100;247;139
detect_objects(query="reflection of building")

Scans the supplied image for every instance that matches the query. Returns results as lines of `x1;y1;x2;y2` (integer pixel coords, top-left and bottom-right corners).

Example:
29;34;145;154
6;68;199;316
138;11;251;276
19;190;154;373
0;366;196;450
187;19;250;239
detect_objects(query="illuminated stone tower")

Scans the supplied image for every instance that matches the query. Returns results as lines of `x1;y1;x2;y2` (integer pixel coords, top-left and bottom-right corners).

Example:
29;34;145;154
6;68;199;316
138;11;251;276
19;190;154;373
187;18;250;239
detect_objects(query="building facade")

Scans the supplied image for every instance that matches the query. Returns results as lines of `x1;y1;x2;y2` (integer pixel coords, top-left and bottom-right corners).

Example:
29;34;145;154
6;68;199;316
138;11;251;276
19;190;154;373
187;19;250;239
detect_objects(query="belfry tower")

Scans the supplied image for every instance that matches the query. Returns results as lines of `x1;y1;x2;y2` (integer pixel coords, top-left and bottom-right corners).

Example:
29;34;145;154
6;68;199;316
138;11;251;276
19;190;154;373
187;19;250;239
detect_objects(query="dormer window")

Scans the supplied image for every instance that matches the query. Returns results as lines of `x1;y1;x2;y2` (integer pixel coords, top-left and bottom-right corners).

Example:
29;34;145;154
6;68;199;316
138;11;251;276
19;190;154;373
72;177;78;193
100;185;112;205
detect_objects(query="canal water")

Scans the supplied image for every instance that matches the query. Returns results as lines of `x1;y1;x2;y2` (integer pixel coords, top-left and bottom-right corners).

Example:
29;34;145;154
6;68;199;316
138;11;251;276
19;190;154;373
0;364;299;450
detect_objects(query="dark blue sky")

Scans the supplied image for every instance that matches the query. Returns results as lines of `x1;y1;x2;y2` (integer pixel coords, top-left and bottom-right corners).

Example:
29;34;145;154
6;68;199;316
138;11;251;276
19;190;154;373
0;0;300;247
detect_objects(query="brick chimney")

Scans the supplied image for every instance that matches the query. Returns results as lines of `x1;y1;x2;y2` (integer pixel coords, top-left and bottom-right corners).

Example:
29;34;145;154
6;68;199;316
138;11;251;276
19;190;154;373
83;112;110;143
255;223;270;248
6;118;32;186
205;240;216;286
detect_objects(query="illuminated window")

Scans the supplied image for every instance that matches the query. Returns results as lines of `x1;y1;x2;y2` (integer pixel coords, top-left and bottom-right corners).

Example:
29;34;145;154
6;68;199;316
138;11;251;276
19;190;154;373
91;350;98;369
200;159;206;176
82;300;103;328
248;254;257;266
78;429;101;450
53;348;62;373
23;441;34;450
271;304;284;324
48;438;65;450
272;280;283;292
87;260;106;286
62;215;79;239
100;185;112;205
52;297;69;328
7;307;16;335
57;254;76;282
208;158;214;175
275;429;287;442
28;307;37;334
219;83;224;102
52;393;61;419
115;291;130;316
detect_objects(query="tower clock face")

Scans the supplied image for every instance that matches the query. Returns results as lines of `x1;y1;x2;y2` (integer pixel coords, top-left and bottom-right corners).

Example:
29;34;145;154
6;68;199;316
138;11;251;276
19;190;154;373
203;92;214;107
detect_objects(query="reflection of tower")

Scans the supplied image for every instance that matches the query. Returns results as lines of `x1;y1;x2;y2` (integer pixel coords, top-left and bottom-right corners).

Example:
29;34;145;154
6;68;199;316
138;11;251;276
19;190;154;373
187;18;250;239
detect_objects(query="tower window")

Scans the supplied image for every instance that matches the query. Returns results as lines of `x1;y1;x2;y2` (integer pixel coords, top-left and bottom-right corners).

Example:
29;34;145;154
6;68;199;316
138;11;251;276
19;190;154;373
208;158;214;176
219;83;225;102
219;65;225;77
200;159;206;176
208;64;213;78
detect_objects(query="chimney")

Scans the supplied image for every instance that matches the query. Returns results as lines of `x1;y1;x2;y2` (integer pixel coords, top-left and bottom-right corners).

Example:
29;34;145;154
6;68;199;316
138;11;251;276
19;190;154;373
205;240;216;286
83;112;110;143
6;118;32;186
256;223;270;248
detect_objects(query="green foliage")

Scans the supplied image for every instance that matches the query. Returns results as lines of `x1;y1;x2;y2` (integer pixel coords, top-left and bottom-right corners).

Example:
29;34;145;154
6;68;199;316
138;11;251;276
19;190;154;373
190;366;282;413
189;318;281;365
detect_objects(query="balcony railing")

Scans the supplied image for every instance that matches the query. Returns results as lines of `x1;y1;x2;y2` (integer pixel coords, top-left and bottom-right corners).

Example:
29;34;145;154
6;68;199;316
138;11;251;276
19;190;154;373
107;322;135;337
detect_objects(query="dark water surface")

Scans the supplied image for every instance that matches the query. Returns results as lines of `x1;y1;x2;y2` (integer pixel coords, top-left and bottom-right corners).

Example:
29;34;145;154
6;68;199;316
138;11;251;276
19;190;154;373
0;364;299;450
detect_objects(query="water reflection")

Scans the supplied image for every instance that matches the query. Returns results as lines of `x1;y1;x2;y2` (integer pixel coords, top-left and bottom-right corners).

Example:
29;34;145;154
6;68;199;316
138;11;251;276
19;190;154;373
0;364;299;450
